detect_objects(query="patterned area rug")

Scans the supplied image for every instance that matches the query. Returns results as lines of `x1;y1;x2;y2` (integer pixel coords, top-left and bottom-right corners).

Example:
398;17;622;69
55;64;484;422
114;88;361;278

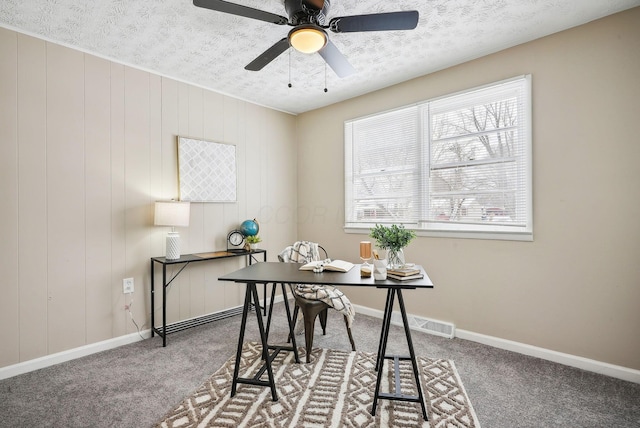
157;342;480;428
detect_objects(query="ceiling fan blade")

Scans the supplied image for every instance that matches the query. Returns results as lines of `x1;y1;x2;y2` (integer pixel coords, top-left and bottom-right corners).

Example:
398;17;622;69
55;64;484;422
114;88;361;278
329;11;419;33
318;39;356;78
193;0;288;25
245;38;290;71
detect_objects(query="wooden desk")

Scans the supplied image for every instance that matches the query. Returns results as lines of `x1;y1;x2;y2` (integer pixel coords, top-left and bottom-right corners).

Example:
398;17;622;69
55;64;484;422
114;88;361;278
218;262;434;420
150;249;266;347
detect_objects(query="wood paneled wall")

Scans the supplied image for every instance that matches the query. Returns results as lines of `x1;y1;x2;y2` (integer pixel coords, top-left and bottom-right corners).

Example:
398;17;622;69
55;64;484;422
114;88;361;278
0;28;298;368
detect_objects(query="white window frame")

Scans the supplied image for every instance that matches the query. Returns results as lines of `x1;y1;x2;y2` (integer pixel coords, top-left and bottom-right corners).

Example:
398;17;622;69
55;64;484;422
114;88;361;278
344;75;532;241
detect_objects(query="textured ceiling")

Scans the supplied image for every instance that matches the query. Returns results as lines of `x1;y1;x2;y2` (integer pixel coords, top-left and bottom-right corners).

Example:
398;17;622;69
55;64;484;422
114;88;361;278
1;0;638;114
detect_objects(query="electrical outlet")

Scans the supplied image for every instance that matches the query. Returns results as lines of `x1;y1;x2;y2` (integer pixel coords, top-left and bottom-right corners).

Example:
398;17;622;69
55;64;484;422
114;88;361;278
123;277;134;294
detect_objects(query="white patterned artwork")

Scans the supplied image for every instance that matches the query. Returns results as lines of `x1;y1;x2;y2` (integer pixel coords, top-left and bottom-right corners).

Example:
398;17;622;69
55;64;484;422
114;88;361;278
178;137;237;202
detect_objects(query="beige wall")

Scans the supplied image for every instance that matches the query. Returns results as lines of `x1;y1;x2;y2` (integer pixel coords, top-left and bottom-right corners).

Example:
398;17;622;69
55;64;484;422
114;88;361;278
0;28;298;368
296;8;640;370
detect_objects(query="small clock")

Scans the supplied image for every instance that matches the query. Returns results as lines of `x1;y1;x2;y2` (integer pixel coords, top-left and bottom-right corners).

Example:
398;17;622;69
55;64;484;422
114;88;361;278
227;229;245;252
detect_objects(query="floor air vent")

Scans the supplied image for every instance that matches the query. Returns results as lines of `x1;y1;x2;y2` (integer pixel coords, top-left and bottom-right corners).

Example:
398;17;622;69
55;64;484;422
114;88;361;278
163;306;245;335
390;312;455;339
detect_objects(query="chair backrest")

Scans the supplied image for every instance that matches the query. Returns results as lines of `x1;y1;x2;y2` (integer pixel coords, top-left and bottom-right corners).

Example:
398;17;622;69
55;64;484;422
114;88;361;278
277;242;328;263
279;242;331;307
278;242;328;295
318;245;328;259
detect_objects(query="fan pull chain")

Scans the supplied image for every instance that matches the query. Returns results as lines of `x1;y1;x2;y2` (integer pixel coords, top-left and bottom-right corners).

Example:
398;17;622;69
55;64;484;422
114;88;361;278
324;63;328;93
288;49;292;88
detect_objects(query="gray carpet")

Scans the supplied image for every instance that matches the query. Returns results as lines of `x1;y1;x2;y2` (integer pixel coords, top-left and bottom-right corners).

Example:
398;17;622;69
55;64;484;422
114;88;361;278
1;302;639;427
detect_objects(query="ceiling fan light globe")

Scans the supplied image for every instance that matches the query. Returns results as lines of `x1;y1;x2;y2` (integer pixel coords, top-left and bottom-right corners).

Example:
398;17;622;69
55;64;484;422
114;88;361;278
289;27;327;54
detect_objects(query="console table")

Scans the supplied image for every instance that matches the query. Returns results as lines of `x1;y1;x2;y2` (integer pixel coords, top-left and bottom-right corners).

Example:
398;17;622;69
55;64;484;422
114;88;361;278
150;249;267;346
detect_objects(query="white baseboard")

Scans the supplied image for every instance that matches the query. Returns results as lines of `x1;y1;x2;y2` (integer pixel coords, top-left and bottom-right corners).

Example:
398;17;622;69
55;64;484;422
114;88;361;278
0;297;283;381
353;304;640;384
0;330;150;381
3;300;638;385
454;329;640;384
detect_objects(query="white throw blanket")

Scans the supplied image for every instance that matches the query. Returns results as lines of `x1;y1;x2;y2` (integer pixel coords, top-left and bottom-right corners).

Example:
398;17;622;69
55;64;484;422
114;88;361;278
279;241;356;327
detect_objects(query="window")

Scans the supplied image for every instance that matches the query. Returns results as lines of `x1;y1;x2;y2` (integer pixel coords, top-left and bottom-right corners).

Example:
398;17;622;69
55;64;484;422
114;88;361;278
345;76;532;240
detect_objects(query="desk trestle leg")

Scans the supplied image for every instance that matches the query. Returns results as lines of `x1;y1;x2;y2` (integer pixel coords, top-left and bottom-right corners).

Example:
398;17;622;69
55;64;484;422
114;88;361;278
268;283;300;364
231;283;278;402
371;288;428;421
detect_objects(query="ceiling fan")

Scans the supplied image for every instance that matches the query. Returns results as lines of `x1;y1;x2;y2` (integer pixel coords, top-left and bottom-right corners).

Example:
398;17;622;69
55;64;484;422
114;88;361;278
193;0;419;78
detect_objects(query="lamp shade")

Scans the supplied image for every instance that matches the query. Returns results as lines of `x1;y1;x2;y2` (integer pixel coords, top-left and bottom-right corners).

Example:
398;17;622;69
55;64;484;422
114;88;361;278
289;26;327;54
154;201;190;227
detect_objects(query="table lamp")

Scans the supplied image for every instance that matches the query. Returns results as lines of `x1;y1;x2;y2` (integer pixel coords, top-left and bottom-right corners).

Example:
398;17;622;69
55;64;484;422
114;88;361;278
154;201;190;260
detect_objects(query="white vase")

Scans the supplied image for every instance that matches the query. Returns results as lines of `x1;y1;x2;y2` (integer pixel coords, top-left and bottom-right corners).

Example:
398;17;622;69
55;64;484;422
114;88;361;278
373;258;388;280
249;243;258;250
387;248;405;269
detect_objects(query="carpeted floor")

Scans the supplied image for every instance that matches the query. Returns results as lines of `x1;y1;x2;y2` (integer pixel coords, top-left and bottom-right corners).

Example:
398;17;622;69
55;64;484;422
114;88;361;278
1;302;639;427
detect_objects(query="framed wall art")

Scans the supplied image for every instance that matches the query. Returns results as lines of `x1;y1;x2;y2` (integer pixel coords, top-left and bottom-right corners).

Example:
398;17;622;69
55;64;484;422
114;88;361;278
177;136;237;202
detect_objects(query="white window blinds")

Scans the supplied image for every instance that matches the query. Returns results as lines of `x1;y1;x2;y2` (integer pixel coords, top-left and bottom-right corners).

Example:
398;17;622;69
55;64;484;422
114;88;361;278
345;105;421;224
427;79;529;229
345;76;532;240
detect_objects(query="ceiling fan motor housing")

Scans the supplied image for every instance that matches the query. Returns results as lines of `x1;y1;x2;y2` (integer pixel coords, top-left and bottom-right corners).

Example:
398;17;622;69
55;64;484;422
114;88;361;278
285;0;331;25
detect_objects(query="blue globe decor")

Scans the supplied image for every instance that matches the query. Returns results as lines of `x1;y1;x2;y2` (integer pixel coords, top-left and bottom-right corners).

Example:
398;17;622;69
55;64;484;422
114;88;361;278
240;219;259;237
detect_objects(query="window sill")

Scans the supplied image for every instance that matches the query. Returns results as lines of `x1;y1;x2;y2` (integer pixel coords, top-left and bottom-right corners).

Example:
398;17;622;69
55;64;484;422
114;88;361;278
344;226;533;242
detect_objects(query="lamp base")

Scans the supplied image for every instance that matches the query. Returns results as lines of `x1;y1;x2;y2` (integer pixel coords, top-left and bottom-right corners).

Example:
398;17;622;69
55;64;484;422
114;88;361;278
166;232;181;260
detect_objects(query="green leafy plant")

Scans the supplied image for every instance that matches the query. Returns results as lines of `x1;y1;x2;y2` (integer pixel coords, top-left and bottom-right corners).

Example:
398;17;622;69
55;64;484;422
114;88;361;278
369;224;416;252
245;235;261;244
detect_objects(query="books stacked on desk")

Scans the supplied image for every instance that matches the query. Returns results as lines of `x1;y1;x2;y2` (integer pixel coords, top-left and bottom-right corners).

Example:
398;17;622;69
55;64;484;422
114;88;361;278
387;267;424;281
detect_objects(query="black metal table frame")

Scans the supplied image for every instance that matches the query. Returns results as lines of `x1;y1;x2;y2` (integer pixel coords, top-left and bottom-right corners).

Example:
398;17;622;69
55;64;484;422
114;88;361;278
150;249;267;347
219;262;432;420
231;281;300;401
372;286;428;419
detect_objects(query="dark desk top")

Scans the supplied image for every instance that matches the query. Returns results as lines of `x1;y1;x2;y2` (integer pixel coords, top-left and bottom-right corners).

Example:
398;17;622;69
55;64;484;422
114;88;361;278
218;262;434;289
